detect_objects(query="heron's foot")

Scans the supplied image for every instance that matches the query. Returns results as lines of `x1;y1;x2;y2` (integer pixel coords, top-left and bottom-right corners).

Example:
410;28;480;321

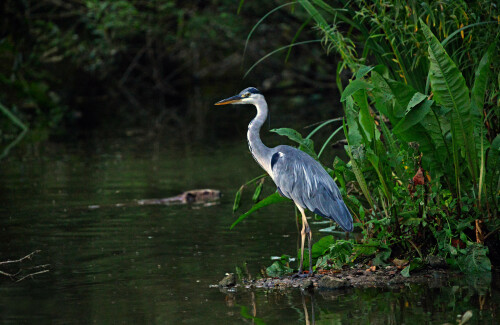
292;272;309;279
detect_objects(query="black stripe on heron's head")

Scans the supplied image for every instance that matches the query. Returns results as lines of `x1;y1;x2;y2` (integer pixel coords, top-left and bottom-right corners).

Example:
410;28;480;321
270;152;280;169
240;87;261;95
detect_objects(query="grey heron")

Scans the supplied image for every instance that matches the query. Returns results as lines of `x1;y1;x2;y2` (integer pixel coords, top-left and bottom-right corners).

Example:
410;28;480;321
215;87;353;276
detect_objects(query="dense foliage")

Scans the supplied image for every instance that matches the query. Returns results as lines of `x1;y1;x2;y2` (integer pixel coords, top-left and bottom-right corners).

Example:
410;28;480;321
233;0;499;275
1;0;325;155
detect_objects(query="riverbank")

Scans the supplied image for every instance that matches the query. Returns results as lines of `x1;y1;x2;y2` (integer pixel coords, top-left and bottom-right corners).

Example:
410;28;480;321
218;264;496;291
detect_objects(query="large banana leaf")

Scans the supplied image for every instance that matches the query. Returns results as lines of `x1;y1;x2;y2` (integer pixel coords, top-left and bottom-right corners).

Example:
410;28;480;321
420;21;476;186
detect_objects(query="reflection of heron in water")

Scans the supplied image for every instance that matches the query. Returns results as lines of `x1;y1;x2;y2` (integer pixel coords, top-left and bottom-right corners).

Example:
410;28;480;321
215;87;353;276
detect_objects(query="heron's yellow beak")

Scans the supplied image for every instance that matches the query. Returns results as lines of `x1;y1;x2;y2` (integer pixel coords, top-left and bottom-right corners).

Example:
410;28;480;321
214;95;242;106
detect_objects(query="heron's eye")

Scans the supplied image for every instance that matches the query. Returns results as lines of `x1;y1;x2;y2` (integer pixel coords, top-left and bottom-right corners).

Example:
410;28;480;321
242;93;250;98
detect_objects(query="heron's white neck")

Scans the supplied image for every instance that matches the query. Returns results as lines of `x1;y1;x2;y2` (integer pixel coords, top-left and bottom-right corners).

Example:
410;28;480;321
247;96;272;175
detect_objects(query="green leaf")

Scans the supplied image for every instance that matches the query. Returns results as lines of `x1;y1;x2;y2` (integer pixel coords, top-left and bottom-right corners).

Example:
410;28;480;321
400;258;424;277
311;235;335;258
266;260;293;277
340;80;373;102
471;41;496;116
313;239;353;269
230;192;290;229
345;97;363;146
239;306;267;325
456;243;491;273
393;99;434;134
346;145;374;210
252;180;263;203
401;265;411;277
420;21;476;184
355;65;375;79
233;186;243;212
371;70;394;119
387;80;418;118
271;128;318;160
352;89;375;141
406;92;427;112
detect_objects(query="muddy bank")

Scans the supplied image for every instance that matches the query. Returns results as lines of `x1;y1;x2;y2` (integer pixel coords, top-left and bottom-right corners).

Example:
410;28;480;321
218;265;463;291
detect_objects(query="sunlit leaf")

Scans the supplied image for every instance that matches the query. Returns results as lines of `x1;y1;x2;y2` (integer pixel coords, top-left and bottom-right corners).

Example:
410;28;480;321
340;80;373;102
266;260;293;277
230;192;290;229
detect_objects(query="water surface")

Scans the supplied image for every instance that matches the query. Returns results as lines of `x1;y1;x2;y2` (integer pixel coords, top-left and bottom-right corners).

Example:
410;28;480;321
0;140;498;324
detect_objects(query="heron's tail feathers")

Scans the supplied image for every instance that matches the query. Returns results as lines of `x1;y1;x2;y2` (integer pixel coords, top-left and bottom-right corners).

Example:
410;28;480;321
313;202;353;232
309;187;353;232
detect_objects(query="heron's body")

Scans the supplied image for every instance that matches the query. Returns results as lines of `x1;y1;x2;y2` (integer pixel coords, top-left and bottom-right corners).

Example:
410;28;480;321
216;87;353;276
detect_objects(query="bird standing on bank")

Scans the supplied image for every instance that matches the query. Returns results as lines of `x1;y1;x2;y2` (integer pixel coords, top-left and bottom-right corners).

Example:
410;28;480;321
215;87;353;276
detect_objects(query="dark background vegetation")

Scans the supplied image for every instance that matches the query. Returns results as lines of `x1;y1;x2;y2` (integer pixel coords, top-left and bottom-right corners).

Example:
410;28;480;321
1;0;499;274
0;0;342;151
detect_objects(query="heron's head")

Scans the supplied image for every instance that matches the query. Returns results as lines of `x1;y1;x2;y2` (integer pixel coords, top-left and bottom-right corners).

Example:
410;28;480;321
214;87;263;106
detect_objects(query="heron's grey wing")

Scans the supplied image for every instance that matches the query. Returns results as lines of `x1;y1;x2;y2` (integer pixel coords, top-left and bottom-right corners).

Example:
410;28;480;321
270;146;353;232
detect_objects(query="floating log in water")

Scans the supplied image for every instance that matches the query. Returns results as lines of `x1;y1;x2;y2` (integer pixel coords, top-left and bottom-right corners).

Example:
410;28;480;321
137;189;221;205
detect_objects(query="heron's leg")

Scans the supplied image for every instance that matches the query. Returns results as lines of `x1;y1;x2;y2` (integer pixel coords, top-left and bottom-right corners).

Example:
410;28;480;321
297;205;307;275
307;227;313;276
297;205;311;274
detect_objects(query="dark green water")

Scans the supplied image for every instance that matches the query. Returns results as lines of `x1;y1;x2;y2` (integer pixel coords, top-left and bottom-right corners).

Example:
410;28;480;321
0;140;498;324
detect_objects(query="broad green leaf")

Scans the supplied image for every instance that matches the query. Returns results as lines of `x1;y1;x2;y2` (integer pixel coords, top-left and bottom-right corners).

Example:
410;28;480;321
406;92;427;112
420;21;476;183
312;239;353;269
371;71;394;119
345;96;363;145
400;258;424;277
266;260;293;277
456;243;491;273
271;127;303;143
341;80;373;102
310;235;335;259
230;192;290;229
393;99;434;134
387;80;418;118
271;128;318;160
352;89;375;141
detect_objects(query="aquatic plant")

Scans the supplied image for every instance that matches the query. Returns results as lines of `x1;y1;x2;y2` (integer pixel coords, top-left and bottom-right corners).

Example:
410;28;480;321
233;0;499;274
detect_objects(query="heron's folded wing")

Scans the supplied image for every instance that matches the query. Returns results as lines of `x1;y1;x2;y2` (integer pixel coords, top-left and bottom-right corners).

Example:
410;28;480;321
271;148;353;232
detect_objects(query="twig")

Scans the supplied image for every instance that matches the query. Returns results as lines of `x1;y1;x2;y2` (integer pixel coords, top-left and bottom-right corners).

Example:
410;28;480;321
16;270;50;283
0;250;41;265
408;239;423;260
0;270;14;278
1;251;49;282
